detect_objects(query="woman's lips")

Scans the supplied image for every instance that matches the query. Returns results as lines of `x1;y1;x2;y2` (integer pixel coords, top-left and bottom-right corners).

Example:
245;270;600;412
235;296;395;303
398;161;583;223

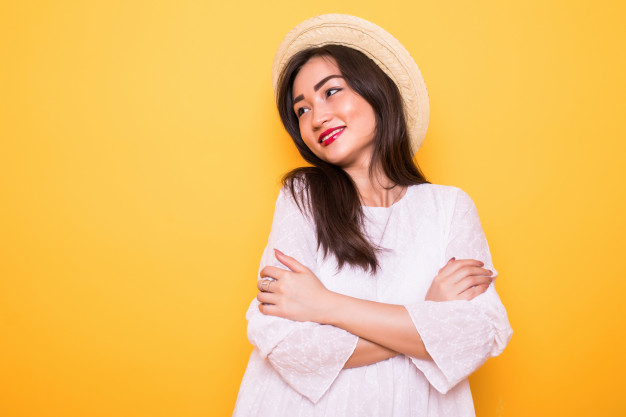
319;126;346;147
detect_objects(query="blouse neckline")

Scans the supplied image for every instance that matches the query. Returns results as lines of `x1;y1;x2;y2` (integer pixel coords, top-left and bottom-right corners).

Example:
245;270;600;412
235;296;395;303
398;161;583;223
361;185;413;211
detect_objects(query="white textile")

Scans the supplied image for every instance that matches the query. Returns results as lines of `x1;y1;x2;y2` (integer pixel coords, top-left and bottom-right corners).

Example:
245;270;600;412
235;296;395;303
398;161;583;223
233;183;512;417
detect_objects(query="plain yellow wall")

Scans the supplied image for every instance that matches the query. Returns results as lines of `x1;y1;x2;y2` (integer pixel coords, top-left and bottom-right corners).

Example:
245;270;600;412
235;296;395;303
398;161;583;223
1;1;625;416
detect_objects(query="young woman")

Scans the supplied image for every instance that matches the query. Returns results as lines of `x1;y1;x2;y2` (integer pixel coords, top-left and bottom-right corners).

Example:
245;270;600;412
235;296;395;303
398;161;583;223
233;14;512;417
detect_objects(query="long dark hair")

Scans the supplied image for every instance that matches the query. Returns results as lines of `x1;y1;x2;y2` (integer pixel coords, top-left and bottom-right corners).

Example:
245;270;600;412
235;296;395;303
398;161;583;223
276;45;428;273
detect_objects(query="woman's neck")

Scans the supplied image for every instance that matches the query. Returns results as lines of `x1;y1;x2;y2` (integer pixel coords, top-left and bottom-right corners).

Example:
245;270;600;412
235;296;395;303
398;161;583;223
345;165;406;208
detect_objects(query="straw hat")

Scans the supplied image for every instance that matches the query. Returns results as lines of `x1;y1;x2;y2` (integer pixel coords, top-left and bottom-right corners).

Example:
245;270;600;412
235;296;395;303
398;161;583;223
272;14;430;154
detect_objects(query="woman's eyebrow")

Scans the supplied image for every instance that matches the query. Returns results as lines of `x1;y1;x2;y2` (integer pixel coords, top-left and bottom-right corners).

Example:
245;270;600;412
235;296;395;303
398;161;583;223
293;75;344;105
313;74;343;91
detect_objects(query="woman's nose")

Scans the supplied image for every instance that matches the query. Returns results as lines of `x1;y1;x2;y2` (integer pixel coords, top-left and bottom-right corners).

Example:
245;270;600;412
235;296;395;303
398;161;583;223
311;104;331;130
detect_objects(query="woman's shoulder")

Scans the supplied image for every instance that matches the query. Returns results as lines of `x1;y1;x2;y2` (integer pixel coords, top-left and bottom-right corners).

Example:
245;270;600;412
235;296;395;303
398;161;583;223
272;177;315;227
407;184;482;225
408;183;470;204
277;175;309;207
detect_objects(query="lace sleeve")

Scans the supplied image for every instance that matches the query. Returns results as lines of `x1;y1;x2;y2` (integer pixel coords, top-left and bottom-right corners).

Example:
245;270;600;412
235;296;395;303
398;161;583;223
246;187;358;403
404;188;513;394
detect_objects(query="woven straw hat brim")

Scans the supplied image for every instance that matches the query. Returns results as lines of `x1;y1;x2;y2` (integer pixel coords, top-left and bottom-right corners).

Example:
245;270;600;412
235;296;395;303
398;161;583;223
272;14;430;154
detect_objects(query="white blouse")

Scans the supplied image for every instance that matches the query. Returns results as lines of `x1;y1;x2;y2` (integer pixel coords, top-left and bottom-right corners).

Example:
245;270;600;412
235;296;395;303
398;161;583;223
233;183;513;417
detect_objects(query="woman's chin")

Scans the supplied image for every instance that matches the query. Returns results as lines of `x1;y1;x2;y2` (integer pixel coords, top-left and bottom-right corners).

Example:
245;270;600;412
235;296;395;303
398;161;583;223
321;154;351;168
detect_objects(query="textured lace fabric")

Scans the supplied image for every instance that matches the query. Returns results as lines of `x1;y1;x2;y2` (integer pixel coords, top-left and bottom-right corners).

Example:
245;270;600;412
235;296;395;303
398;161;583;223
233;184;513;417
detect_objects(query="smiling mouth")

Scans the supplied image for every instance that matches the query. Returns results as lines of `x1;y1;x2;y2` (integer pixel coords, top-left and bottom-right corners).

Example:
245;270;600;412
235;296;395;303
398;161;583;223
319;127;346;146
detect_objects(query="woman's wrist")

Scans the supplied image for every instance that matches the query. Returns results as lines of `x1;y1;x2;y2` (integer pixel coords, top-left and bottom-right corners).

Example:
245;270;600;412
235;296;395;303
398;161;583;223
316;290;346;325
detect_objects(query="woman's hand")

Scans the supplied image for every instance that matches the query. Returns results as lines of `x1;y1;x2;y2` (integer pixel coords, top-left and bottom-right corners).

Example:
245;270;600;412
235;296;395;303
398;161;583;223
425;258;494;302
257;249;331;323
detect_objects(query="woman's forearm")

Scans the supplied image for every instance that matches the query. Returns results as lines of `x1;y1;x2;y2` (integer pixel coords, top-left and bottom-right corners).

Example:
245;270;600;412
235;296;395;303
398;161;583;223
321;292;432;360
259;250;492;364
259;250;431;360
343;338;400;368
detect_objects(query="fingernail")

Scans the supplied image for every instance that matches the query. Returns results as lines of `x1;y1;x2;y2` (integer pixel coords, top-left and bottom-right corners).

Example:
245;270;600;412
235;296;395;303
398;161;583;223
449;257;455;262
274;248;284;256
488;270;493;275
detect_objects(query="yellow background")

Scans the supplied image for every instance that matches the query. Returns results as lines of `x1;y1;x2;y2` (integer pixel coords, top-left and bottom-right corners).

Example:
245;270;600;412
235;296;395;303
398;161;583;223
1;0;625;416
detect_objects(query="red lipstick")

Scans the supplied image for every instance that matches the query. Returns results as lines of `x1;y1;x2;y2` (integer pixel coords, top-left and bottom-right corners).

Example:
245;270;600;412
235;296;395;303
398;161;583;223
318;126;345;147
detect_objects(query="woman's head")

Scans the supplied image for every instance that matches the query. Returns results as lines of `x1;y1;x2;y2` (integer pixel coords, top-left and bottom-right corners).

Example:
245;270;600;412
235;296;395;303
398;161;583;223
277;45;414;179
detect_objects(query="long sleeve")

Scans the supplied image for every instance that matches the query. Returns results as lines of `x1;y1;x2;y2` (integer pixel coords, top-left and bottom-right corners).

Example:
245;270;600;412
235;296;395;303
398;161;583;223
404;188;513;394
246;187;359;404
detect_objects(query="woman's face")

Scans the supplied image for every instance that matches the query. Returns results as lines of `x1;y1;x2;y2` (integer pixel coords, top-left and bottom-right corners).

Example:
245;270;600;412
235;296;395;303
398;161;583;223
291;55;377;171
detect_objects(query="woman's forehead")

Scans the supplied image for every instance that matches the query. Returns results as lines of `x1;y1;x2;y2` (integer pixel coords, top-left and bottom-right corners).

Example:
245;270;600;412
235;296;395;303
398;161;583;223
293;56;342;95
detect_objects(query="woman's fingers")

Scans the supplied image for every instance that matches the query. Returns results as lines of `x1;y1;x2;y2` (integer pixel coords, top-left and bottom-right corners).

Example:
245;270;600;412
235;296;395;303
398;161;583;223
258;302;282;317
274;248;308;273
260;265;288;281
257;252;329;322
257;290;279;305
457;275;493;293
437;258;484;278
257;278;278;292
438;257;456;273
451;266;493;282
427;258;493;302
456;282;491;301
446;258;484;272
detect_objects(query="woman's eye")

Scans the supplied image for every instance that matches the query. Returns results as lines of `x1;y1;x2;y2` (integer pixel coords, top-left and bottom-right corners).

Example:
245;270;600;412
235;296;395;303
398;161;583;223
296;107;309;117
327;87;342;97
